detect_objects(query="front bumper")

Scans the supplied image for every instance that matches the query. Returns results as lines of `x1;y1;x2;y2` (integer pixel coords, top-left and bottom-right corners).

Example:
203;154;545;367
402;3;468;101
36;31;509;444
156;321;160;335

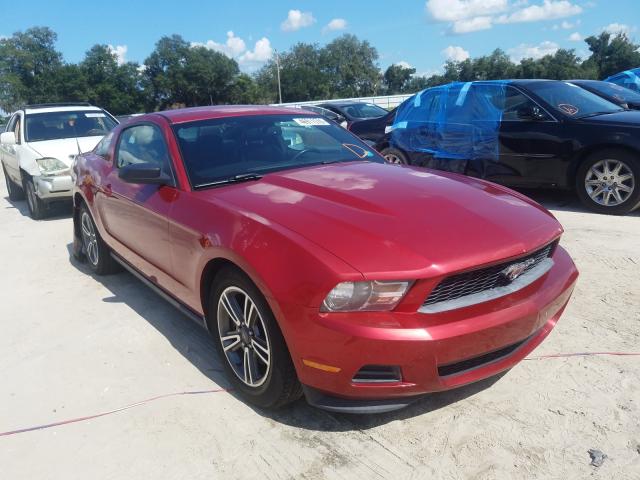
33;174;73;202
279;246;578;412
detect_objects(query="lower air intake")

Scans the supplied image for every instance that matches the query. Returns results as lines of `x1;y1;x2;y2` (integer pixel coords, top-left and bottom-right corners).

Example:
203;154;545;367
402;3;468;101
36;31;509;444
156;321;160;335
352;365;401;383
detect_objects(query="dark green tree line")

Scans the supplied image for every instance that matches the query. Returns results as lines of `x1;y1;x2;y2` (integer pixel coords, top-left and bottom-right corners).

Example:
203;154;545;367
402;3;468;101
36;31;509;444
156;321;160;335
1;26;639;115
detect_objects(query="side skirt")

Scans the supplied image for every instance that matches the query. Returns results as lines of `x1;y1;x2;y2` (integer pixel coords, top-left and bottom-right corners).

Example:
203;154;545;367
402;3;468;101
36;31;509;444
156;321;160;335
111;253;208;331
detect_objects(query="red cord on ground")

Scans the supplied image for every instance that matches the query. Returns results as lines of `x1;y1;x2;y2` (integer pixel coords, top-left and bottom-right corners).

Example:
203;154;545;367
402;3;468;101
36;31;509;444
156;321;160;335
525;351;640;360
2;351;639;438
0;387;230;437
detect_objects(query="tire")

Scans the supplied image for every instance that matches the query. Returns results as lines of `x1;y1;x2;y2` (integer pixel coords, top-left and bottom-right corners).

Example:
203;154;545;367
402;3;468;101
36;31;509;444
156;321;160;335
23;176;46;220
380;147;408;165
79;204;120;275
209;266;302;409
2;164;24;201
576;149;640;215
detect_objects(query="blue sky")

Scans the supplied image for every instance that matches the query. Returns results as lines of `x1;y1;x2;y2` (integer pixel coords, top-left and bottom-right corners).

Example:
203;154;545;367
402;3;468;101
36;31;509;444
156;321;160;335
2;0;639;75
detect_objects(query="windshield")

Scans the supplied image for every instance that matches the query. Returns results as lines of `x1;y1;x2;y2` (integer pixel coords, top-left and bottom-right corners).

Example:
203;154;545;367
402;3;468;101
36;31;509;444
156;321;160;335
584;82;640;105
340;103;388;119
173;114;383;188
25;110;117;142
527;82;624;118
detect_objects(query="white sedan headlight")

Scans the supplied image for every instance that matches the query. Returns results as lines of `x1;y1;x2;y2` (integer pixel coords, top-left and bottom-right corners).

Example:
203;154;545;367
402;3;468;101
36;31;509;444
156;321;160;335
36;157;70;176
321;280;413;312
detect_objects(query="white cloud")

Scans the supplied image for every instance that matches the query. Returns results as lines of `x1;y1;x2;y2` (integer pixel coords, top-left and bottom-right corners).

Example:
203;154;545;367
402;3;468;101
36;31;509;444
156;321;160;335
108;44;127;65
281;10;316;32
442;45;470;62
568;32;582;41
553;19;579;30
394;60;414;69
426;0;582;34
426;0;508;22
601;23;635;36
323;18;347;33
496;1;582;24
191;31;247;58
451;16;494;33
192;32;273;70
239;37;273;64
508;40;559;61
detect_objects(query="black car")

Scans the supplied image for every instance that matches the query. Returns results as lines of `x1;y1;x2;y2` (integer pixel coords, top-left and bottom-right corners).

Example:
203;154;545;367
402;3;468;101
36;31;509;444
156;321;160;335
376;79;640;214
349;107;398;145
297;105;346;125
316;101;389;123
568;79;640;110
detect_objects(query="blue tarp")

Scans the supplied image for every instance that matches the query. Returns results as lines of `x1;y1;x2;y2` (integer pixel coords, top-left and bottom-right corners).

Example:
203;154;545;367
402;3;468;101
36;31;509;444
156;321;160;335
390;81;508;173
605;68;640;93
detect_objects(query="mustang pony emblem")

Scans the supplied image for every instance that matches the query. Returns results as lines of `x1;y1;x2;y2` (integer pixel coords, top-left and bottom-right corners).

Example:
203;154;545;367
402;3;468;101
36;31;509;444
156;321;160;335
501;258;536;282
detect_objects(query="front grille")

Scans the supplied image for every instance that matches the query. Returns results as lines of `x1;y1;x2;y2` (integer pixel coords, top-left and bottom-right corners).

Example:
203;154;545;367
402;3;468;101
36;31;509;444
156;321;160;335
424;243;555;309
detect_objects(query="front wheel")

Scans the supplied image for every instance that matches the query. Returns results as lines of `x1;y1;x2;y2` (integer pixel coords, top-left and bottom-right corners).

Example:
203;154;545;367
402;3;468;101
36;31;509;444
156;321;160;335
209;266;302;408
576;150;640;215
79;205;120;274
24;177;46;219
380;147;408;165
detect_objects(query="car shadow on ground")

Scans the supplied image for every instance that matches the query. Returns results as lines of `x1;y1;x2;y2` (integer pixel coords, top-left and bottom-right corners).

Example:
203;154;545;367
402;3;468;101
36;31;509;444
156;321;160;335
65;243;506;430
4;195;73;220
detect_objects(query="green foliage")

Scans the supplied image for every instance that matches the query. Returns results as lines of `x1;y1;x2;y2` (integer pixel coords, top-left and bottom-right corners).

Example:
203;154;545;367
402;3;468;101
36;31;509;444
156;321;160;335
384;64;416;94
1;27;639;114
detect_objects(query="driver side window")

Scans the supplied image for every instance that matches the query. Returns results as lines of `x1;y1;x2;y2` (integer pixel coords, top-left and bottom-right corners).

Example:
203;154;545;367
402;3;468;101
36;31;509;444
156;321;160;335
116;125;171;172
502;87;551;121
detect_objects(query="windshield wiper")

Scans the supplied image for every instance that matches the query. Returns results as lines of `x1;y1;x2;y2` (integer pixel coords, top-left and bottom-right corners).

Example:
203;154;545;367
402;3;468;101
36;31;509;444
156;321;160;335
578;110;624;119
193;173;263;189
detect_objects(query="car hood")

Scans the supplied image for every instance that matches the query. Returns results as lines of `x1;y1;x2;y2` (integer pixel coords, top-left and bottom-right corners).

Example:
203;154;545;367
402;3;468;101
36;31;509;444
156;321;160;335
28;136;104;167
202;162;562;277
578;110;640;126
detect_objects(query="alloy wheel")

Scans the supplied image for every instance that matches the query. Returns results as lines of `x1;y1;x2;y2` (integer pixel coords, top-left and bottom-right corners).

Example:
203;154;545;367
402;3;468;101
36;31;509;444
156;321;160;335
585;158;635;207
26;181;37;212
80;211;99;266
217;286;271;387
384;153;403;164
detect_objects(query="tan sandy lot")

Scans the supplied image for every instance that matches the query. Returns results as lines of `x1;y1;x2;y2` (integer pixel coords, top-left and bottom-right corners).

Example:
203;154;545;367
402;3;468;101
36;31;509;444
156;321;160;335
0;170;639;480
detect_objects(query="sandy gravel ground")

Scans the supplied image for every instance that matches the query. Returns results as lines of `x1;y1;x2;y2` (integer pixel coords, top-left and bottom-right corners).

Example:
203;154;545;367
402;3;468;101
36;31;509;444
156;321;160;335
0;170;639;479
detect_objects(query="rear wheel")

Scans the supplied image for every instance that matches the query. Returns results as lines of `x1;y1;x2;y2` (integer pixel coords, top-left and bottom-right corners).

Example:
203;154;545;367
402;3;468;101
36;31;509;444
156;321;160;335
2;164;24;201
380;147;408;165
576;149;640;215
209;266;302;408
24;176;46;219
79;204;120;274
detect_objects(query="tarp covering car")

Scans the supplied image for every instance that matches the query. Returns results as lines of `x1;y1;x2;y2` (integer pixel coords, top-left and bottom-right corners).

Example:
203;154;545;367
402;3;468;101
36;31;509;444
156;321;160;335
390;81;509;173
605;68;640;93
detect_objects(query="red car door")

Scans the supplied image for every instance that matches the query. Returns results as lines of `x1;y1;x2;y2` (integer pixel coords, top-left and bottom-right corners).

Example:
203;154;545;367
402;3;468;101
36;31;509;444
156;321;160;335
97;122;179;290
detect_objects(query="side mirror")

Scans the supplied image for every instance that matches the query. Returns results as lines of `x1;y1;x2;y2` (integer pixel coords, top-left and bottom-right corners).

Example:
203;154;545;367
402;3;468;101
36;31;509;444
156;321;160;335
118;163;171;185
517;105;547;121
0;131;16;145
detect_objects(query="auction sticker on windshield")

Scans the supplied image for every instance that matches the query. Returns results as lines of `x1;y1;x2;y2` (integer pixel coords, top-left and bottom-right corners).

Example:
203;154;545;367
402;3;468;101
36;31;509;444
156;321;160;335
293;118;330;127
558;104;579;115
85;113;106;118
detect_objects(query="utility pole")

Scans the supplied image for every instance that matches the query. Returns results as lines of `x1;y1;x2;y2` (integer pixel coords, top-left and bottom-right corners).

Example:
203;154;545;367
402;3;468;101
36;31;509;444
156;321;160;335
275;50;283;104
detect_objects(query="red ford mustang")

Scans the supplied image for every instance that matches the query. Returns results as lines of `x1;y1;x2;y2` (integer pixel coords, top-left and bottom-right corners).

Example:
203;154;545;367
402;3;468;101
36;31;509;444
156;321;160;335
72;106;578;413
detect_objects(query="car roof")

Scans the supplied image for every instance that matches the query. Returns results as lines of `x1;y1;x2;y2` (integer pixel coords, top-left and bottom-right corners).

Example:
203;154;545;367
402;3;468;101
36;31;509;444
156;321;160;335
318;101;373;107
23;105;103;115
154;105;314;124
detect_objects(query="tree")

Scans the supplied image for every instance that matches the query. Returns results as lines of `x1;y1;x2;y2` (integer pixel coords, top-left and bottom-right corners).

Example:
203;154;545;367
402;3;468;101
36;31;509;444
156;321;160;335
0;27;63;111
384;64;416;94
583;32;640;79
320;35;381;98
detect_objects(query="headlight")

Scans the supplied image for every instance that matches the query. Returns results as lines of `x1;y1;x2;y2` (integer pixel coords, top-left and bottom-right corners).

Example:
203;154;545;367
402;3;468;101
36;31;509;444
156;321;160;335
36;157;70;176
321;280;412;312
